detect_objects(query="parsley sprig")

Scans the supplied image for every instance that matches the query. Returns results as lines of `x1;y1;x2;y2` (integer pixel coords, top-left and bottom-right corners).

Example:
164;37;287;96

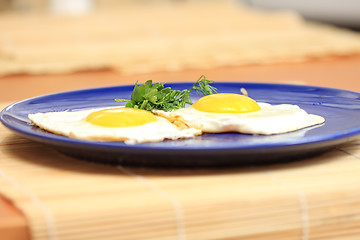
115;75;217;111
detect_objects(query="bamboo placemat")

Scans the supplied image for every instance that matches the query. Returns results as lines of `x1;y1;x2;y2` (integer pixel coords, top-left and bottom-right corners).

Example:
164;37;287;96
1;101;360;240
1;3;360;76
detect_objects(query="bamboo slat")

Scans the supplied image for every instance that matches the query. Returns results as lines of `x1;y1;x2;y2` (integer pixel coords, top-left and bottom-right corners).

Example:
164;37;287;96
1;3;360;76
1;101;360;240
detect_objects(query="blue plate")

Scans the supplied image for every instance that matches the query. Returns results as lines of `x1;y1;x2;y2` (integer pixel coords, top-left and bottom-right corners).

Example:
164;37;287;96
1;82;360;167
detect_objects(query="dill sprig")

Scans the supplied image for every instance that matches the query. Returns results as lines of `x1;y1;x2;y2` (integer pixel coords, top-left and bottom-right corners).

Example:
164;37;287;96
115;75;217;111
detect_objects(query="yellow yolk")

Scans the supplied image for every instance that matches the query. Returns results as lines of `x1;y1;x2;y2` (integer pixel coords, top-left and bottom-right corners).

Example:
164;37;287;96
86;108;157;127
193;93;261;113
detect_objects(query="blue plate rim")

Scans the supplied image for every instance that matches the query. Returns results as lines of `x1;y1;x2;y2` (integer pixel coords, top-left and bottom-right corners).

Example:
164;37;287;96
1;82;360;153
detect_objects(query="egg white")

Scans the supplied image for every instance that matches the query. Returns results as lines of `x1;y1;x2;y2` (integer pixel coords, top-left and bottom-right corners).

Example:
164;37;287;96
154;102;325;135
28;108;201;144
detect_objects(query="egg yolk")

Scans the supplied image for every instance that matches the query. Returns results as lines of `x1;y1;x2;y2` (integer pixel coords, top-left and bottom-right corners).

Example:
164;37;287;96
193;93;261;113
86;108;157;127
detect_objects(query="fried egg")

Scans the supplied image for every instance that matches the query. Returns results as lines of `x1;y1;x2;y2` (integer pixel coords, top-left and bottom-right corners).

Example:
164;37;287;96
154;93;325;135
28;107;201;144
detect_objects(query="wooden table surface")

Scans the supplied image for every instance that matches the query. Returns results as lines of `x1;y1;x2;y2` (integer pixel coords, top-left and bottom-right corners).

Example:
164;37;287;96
1;55;360;240
2;55;360;103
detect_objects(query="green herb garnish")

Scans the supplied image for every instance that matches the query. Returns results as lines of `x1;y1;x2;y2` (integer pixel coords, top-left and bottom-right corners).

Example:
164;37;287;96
115;75;217;111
